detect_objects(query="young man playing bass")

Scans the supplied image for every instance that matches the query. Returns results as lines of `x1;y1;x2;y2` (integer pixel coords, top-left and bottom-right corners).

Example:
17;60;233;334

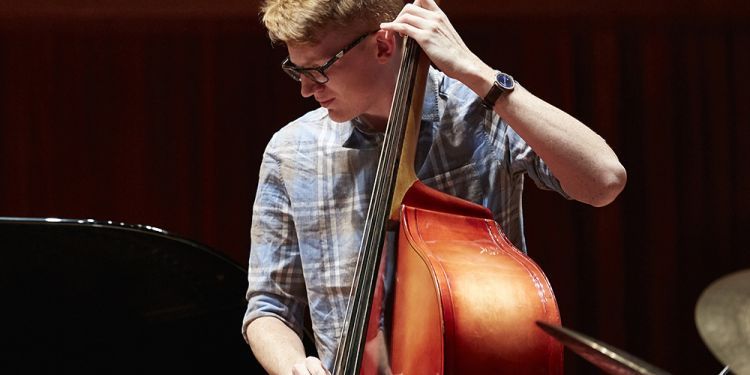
244;0;627;374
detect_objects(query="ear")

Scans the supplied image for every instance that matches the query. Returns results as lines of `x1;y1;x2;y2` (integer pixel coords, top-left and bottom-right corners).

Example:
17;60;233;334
374;29;399;63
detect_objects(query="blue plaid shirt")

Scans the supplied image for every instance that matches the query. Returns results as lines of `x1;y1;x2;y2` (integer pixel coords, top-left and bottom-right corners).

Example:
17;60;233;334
243;69;568;369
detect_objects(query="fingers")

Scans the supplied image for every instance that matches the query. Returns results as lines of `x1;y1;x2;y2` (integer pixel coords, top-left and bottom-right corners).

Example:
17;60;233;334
399;2;440;24
396;12;434;32
305;356;330;375
380;4;436;41
382;0;475;80
291;356;330;375
413;0;441;12
292;362;307;375
380;19;424;41
382;0;449;31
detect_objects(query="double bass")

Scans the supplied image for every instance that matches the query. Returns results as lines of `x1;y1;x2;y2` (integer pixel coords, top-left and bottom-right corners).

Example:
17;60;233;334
332;4;563;373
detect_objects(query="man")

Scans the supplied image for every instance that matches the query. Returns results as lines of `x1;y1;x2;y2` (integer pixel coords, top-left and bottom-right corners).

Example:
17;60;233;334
244;0;627;374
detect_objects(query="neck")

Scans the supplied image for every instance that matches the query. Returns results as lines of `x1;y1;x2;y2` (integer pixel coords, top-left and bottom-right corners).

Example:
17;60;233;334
359;71;399;132
357;113;388;132
356;35;403;132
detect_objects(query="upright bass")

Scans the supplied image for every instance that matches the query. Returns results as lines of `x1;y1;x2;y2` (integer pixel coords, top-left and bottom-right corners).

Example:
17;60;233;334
333;2;564;373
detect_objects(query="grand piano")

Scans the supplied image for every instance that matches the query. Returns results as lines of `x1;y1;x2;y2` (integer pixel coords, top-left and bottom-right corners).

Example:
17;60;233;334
0;217;263;374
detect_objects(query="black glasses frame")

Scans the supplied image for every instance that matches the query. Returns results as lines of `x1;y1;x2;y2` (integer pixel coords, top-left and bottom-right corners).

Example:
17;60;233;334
281;31;376;85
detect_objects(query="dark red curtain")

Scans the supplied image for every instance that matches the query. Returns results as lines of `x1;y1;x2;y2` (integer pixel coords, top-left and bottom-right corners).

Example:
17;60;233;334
1;4;748;374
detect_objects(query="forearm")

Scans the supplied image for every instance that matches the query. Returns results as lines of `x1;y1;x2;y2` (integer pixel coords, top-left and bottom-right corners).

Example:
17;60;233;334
461;64;627;207
246;316;307;375
499;84;625;206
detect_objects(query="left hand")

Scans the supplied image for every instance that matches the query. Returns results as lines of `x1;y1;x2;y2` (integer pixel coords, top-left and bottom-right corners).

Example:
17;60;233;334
379;0;488;83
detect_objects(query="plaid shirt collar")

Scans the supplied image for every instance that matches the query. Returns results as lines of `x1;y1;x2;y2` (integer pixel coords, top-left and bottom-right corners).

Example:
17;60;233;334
342;69;442;149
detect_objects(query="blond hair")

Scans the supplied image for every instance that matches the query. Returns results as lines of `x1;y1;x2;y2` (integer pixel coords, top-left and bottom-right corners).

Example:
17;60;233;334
260;0;403;44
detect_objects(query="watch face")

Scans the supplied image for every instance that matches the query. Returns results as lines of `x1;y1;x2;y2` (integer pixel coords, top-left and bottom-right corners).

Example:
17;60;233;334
497;72;515;90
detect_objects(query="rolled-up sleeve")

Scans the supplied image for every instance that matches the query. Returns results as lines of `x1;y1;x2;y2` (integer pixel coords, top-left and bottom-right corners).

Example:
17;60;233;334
504;120;570;200
242;140;307;343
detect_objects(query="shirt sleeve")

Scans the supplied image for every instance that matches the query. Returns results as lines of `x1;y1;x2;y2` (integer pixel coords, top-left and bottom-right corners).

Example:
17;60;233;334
242;138;308;343
502;119;571;200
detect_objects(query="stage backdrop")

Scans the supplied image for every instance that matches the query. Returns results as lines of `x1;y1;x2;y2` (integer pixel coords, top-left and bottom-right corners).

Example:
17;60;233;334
1;1;749;374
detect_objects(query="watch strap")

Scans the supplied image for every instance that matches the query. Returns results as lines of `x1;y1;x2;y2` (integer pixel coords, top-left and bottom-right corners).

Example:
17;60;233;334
481;80;504;110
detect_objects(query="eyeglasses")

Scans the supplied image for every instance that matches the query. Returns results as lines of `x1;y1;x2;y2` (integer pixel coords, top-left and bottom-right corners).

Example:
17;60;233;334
281;31;376;85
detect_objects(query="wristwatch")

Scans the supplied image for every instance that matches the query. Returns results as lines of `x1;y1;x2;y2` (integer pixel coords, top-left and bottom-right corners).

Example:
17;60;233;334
481;71;515;110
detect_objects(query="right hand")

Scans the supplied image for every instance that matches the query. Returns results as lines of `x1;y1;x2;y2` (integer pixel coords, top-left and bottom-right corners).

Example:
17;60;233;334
291;356;330;375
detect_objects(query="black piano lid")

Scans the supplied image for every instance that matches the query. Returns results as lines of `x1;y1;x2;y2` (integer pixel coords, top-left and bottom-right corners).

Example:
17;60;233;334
0;217;259;374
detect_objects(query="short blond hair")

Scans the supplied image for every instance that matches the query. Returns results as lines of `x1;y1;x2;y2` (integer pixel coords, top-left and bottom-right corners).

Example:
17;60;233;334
260;0;403;44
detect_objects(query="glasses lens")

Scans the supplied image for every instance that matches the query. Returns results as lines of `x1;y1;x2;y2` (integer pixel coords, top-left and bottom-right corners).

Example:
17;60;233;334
281;57;329;84
283;66;301;81
302;70;328;84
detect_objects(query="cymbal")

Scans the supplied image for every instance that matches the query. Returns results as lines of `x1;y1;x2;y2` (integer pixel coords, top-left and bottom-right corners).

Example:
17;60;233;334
536;321;671;375
695;269;750;375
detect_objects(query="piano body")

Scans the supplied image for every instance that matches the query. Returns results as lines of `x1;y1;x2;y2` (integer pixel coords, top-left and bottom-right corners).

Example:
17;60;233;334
0;217;262;374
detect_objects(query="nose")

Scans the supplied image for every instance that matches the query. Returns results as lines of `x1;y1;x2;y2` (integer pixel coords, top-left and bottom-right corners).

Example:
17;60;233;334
299;75;324;98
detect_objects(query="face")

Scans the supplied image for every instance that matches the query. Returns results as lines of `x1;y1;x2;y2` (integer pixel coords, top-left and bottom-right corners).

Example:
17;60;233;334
286;28;399;128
